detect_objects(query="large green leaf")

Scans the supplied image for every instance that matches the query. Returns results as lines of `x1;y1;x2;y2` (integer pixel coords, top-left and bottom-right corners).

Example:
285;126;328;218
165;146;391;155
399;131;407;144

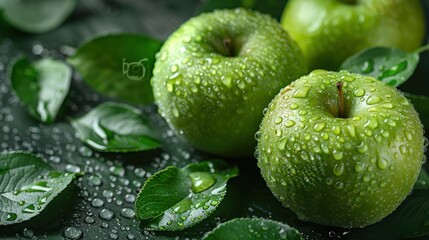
0;152;76;225
70;102;161;152
68;34;163;104
9;56;71;123
0;0;76;34
0;0;429;239
136;160;238;231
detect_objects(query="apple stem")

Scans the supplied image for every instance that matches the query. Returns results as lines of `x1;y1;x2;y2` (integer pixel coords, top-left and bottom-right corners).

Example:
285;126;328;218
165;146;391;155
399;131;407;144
223;37;233;57
336;82;345;118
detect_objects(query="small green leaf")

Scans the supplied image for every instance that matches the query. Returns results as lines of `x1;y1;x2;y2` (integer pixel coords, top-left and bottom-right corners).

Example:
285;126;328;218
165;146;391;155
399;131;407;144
195;0;287;20
68;33;163;104
70;102;160;152
135;160;238;231
9;56;72;123
0;0;76;34
340;47;419;87
405;93;429;130
415;168;429;190
202;218;302;240
0;151;76;225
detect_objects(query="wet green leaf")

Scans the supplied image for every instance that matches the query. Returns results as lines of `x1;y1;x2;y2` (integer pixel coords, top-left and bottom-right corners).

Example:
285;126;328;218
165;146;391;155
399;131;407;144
9;56;72;123
0;151;76;225
340;47;419;87
202;218;302;240
70;102;160;152
0;0;76;33
68;33;163;104
135;160;238;231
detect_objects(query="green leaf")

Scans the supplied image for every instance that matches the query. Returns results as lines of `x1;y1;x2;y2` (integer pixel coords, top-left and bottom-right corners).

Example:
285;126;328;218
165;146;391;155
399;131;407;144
340;47;419;87
195;0;287;20
70;102;160;152
135;160;238;231
405;93;429;130
415;168;429;190
202;218;303;240
68;33;163;105
9;56;72;123
0;0;76;34
0;151;76;225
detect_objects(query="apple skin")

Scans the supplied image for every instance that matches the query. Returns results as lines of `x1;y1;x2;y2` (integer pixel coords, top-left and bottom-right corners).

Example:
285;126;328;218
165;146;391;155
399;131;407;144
151;8;307;157
281;0;425;70
256;70;425;228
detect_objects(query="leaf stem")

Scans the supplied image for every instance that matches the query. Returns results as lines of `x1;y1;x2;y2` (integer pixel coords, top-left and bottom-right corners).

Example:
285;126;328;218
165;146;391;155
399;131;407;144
336;82;345;118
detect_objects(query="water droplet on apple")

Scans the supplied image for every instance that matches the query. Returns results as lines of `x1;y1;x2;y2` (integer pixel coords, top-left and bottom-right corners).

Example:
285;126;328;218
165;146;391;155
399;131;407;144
277;138;287;150
313;123;326;132
220;76;232;87
170;64;179;73
357;142;368;153
353;88;365;97
363;175;371;182
355;162;365;173
333;150;343;160
377;157;388;170
290;103;299;110
284;120;295;127
382;103;394;109
399;145;407;154
385;119;396;127
335;181;344;189
292;86;310;98
333;162;344;176
347;125;356;137
366;96;381;105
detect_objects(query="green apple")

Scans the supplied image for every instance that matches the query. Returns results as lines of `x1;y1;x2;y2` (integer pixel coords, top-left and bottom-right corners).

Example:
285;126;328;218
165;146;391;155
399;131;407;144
257;70;425;228
151;8;307;157
281;0;425;70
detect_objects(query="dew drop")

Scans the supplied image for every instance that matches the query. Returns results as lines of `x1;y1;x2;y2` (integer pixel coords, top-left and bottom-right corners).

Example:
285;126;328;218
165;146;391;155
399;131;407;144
170;64;179;73
120;208;136;219
357;143;368;153
353;88;365;97
355;162;365;173
313;123;326;132
377;157;388;170
277;138;287;150
99;209;114;221
366;96;381;105
274;117;283;124
332;126;341;135
91;198;104;208
333;150;343;160
284;120;295;127
292;86;310;98
189;172;216;193
63;227;83;240
333;162;344;176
